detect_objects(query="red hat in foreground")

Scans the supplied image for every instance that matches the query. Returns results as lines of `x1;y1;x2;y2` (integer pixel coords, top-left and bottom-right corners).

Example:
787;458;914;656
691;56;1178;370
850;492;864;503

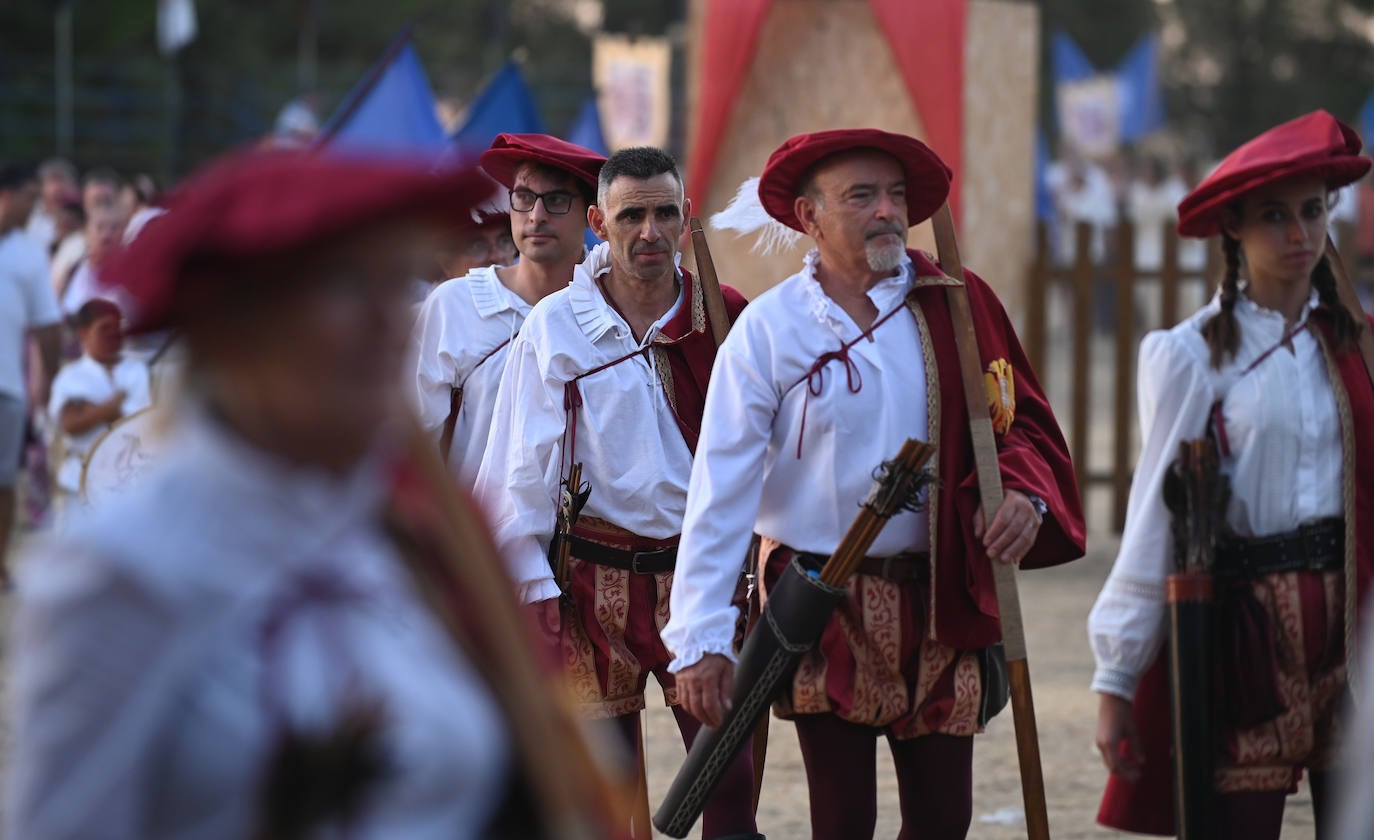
1177;110;1371;238
101;148;497;332
479;133;606;191
758;128;953;232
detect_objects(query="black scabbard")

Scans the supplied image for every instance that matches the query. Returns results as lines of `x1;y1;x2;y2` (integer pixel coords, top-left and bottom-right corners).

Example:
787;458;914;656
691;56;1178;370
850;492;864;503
653;559;845;838
1167;572;1214;839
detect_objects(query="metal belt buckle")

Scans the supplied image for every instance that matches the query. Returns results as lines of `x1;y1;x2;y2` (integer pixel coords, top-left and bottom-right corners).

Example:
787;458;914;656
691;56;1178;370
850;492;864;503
631;548;668;574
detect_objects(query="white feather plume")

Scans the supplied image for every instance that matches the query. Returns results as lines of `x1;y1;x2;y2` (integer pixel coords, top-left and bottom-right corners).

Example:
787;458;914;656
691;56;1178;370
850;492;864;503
709;176;806;256
470;172;510;223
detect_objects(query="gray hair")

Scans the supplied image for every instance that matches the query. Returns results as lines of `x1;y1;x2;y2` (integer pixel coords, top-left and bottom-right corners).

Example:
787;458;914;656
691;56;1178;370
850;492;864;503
596;146;683;207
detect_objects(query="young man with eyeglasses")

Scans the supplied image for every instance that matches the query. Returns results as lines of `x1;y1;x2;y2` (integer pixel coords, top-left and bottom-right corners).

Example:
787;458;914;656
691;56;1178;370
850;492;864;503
474;147;760;840
410;133;605;484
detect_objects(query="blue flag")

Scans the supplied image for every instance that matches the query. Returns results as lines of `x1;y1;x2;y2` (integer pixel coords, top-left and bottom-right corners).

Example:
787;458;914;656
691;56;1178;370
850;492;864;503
566;95;609;249
1052;31;1096;86
452;61;546;157
1116;34;1163;142
1360;90;1374;146
567;95;609;155
1035;129;1055;222
321;39;447;157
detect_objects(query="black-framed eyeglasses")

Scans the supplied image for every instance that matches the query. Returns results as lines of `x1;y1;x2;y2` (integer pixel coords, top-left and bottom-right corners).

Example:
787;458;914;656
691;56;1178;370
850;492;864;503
509;187;577;215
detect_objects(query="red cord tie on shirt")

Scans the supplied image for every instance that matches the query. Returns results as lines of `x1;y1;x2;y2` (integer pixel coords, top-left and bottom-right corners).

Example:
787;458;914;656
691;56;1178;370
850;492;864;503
792;302;908;458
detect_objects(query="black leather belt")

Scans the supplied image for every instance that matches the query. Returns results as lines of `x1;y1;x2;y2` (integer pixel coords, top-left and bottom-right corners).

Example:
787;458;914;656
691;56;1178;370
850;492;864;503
795;550;930;583
567;535;678;574
1215;518;1344;578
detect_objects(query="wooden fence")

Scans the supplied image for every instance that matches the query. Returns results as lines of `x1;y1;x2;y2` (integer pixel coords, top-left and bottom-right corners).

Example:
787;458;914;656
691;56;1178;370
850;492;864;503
1021;220;1366;533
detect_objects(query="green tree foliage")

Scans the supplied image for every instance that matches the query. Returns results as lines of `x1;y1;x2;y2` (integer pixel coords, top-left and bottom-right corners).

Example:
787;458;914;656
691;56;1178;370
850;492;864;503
1159;0;1374;152
1035;0;1374;156
0;1;598;178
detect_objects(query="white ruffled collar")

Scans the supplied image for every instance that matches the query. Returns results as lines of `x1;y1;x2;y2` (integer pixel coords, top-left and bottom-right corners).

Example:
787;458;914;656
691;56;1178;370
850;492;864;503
569;241;684;344
1234;284;1321;336
468;265;531;319
797;248;914;327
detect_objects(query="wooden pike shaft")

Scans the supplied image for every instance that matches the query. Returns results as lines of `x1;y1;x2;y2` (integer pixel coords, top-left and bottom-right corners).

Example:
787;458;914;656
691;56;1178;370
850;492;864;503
932;203;1050;840
1323;234;1374;391
689;217;731;347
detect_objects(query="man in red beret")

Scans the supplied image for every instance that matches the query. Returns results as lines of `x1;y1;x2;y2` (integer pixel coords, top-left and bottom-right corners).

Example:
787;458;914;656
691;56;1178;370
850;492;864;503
664;128;1085;839
411;133;604;483
5;149;624;839
474;146;760;840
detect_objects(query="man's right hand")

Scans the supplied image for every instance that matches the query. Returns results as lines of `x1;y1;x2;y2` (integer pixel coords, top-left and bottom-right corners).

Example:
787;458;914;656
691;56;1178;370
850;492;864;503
527;597;562;640
1095;692;1144;783
676;653;734;728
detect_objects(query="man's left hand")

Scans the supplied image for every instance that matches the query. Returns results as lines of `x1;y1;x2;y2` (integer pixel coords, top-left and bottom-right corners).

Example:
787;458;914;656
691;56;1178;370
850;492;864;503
972;489;1042;566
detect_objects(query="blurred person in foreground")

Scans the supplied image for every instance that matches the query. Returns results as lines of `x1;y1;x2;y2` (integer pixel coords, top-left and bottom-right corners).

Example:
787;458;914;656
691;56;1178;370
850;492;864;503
0;163;62;581
1333;593;1374;837
473;146;758;839
664;128;1084;839
4;148;628;840
411;134;604;484
1090;110;1374;838
46;298;151;520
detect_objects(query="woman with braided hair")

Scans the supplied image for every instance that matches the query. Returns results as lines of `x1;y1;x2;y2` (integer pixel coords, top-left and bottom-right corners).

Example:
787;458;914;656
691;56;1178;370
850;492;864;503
1087;110;1374;838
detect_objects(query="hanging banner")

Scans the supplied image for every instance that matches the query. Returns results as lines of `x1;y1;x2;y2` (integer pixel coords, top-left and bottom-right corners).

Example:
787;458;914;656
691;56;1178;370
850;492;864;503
594;34;672;151
1056;75;1122;157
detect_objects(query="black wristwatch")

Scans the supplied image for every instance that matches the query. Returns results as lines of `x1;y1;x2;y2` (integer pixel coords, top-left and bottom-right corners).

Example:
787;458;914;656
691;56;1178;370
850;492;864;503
1025;493;1048;524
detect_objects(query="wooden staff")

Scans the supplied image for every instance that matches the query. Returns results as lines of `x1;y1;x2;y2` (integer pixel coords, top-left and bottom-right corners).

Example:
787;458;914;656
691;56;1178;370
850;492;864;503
690;216;733;346
1322;234;1372;697
1323;234;1374;390
931;203;1051;840
389;418;632;839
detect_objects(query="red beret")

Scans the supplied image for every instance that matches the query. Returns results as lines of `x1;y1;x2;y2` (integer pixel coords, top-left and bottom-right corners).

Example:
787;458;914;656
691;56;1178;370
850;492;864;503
758;128;953;232
479;133;606;191
1177;110;1371;238
101;148;497;332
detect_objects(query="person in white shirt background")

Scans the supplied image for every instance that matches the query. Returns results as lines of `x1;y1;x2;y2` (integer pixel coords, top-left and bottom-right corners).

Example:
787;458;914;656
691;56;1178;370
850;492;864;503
58;203;131;320
46;298;152;518
25;158;79;253
0;162;62;585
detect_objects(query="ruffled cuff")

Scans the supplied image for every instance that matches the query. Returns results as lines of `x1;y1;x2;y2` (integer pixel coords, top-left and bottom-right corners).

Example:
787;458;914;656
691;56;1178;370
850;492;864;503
665;612;740;673
1091;666;1140;702
518;577;561;605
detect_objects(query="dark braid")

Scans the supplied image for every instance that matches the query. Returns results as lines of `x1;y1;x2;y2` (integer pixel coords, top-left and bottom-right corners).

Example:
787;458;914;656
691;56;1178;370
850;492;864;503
1200;233;1243;368
1311;254;1363;352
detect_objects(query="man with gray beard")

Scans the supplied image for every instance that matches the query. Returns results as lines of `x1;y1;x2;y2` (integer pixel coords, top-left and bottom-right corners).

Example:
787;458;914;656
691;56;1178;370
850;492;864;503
663;129;1083;839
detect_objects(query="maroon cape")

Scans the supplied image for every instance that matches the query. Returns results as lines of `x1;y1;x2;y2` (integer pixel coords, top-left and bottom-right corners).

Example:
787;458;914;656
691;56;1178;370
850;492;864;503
908;250;1087;649
654;266;748;454
1096;311;1374;835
